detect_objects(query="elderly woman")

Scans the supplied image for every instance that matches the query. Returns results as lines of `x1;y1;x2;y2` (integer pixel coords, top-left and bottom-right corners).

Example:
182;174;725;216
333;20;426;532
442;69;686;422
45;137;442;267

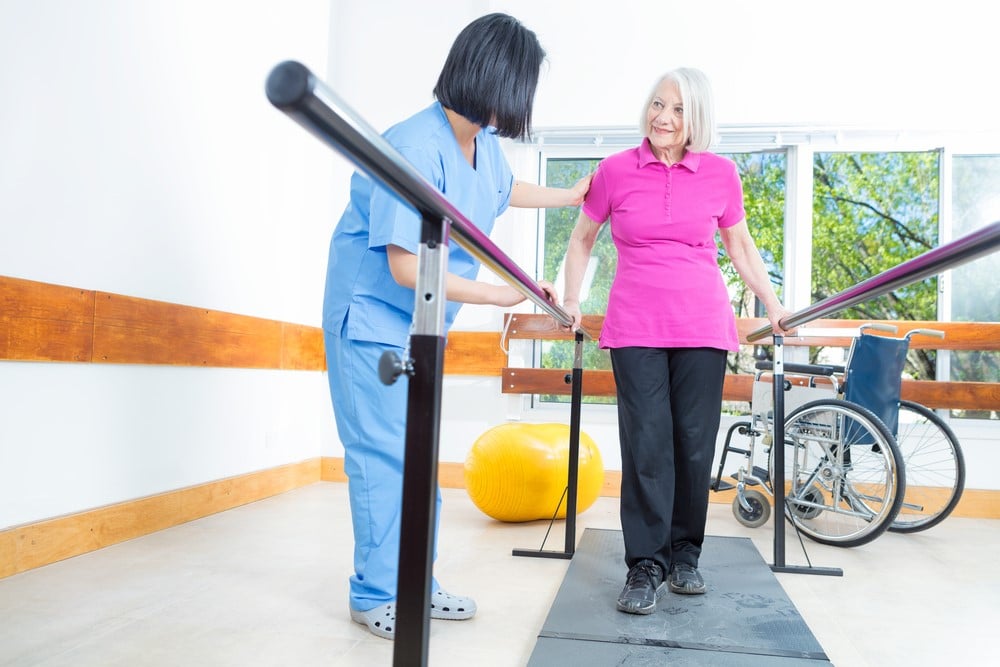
560;67;789;614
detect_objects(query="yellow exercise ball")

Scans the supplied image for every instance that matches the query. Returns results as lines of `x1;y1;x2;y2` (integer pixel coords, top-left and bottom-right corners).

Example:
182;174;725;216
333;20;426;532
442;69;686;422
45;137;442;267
464;422;604;522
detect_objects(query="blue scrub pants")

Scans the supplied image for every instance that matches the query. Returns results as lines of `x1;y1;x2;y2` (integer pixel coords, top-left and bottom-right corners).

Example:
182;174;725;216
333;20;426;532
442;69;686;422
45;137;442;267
324;329;442;612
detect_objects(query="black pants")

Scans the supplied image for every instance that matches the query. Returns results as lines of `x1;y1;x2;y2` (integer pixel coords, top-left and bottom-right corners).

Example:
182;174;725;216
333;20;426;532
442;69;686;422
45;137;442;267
610;346;727;574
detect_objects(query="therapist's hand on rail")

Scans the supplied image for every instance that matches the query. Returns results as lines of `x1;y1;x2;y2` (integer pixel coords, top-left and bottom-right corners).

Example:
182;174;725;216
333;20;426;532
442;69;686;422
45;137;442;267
539;280;559;306
387;245;549;307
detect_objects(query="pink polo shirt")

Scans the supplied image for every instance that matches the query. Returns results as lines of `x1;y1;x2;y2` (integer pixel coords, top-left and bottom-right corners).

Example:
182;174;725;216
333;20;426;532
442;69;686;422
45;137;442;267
582;139;745;352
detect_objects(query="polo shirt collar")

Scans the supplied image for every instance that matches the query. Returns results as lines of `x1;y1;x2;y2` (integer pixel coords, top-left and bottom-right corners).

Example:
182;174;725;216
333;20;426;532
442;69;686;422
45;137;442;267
638;137;701;172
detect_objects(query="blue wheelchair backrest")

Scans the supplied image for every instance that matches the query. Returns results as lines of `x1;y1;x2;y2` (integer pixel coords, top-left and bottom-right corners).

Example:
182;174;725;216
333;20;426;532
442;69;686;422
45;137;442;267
844;334;909;437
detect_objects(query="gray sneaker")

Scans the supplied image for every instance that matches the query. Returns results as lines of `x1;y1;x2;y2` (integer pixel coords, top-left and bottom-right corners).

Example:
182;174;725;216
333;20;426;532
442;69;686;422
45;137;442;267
668;563;706;595
616;559;667;614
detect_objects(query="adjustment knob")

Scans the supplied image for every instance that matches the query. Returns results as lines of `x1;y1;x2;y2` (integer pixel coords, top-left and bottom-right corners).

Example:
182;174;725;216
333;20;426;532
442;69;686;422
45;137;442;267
378;350;413;385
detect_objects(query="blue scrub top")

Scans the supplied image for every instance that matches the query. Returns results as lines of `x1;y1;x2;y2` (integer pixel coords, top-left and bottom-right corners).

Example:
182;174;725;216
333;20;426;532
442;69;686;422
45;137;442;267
322;102;514;347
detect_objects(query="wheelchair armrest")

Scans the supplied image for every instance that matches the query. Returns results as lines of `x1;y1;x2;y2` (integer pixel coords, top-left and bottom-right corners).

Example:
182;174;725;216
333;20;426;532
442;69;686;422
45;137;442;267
754;361;838;376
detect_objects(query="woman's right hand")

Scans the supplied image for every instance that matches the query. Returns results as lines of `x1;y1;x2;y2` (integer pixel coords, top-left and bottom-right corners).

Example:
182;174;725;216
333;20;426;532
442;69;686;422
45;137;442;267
562;298;583;332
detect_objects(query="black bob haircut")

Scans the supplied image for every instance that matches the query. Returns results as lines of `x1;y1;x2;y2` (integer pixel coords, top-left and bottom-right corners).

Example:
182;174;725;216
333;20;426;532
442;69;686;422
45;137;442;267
433;13;545;141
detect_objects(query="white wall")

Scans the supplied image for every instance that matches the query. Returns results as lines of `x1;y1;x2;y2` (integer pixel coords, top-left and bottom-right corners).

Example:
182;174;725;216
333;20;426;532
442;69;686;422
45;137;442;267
2;1;996;530
0;0;335;528
520;0;999;131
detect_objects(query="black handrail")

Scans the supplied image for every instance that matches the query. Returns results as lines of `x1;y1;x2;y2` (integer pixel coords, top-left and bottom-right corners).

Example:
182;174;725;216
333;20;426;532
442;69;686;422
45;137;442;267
265;60;576;330
748;221;1000;341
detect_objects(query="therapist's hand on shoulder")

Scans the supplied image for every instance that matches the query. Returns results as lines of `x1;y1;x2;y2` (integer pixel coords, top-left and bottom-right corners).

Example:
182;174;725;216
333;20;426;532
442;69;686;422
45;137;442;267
568;172;594;207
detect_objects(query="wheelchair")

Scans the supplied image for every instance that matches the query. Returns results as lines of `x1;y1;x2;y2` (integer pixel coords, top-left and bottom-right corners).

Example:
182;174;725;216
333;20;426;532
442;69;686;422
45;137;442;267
713;324;965;546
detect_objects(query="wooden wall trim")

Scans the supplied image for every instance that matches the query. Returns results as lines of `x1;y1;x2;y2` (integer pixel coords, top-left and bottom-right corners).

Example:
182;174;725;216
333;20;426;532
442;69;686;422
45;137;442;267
499;367;1000;410
282;323;327;371
1;275;328;370
0;277;95;362
444;331;505;376
93;292;286;367
0;459;321;580
901;379;1000;410
1;275;494;374
500;368;756;401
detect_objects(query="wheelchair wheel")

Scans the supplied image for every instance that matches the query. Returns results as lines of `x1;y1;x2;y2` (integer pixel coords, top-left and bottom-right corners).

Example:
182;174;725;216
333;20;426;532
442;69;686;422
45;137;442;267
732;488;771;528
888;400;965;533
771;399;905;547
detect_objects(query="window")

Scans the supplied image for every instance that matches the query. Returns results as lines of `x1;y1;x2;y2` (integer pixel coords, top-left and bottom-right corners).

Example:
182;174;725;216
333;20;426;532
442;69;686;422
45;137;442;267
811;150;940;381
950;154;1000;418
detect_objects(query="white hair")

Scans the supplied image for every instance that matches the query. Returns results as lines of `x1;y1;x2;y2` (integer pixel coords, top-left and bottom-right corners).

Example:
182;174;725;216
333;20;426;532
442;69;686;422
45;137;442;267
640;67;716;152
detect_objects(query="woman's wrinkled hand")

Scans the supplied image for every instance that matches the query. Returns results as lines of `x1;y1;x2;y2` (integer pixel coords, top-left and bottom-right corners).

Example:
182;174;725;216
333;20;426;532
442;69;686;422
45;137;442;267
561;298;583;332
768;304;794;335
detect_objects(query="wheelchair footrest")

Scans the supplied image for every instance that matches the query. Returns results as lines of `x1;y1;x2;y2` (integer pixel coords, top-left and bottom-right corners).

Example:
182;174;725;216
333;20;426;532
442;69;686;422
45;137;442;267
711;478;735;492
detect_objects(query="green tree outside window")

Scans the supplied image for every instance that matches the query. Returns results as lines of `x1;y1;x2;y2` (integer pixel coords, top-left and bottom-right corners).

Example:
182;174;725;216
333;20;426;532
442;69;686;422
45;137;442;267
812;151;939;381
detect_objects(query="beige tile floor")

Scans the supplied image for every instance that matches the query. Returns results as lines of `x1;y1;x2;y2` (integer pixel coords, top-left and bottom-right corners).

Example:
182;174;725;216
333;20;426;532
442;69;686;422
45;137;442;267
0;482;997;666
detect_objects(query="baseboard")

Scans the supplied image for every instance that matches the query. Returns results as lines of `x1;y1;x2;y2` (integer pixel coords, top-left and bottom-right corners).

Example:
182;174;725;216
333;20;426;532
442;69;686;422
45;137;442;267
323;458;618;495
4;457;996;581
325;459;999;519
0;459;322;580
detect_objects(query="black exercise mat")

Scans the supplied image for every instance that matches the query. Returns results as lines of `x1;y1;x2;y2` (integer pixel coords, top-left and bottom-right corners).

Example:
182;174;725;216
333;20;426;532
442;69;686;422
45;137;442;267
527;528;832;665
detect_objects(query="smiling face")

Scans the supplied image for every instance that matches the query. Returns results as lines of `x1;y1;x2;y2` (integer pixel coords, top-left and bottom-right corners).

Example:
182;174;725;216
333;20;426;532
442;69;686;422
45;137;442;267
645;78;686;164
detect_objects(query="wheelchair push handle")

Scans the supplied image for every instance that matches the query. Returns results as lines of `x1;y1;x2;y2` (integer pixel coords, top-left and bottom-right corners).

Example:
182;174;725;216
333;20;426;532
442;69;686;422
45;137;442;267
858;322;945;342
906;328;945;341
859;323;898;335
